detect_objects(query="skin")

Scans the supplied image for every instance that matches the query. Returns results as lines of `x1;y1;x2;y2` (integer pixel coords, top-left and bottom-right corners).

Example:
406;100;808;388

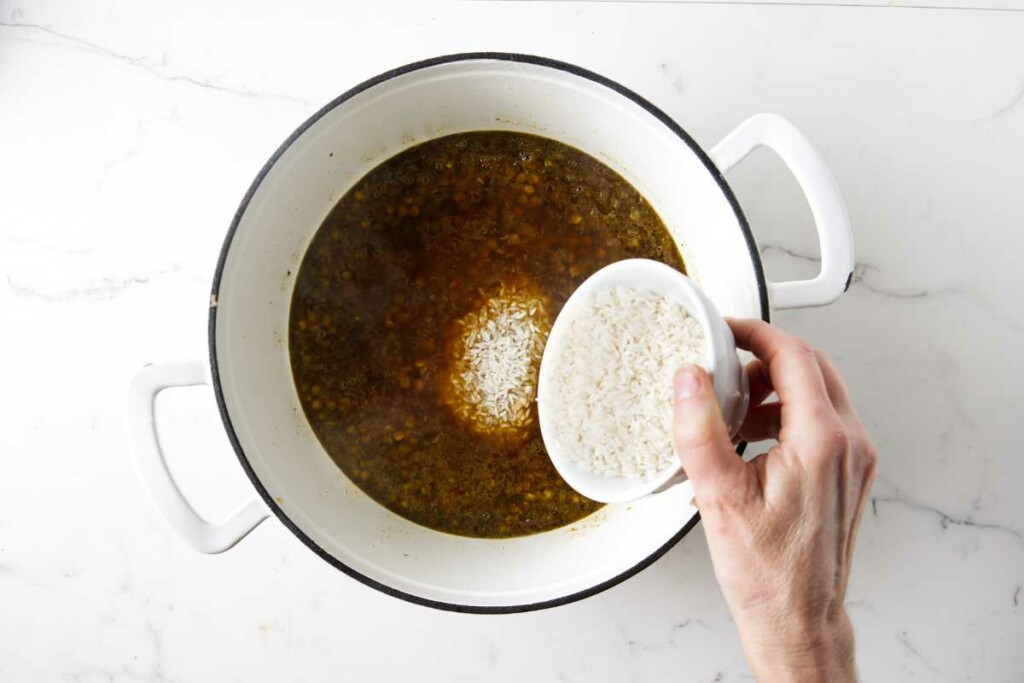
672;319;877;682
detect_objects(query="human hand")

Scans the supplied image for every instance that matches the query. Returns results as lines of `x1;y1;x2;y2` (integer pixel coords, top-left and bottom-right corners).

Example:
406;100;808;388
671;319;876;683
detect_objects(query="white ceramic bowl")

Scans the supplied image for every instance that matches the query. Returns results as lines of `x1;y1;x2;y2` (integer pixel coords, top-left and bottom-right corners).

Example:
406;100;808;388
128;53;853;613
537;259;750;504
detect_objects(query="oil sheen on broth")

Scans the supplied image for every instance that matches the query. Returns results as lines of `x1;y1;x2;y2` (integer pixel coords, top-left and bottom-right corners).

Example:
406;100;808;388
290;132;684;538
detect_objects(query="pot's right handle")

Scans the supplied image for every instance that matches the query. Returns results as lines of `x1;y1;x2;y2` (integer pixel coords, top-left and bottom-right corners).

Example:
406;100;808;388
710;113;854;310
128;360;269;554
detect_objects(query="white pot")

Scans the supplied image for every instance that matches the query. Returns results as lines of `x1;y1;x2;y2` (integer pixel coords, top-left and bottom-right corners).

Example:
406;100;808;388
128;54;853;613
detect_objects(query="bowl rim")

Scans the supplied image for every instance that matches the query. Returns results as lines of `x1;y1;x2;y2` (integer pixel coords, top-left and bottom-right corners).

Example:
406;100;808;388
208;51;770;614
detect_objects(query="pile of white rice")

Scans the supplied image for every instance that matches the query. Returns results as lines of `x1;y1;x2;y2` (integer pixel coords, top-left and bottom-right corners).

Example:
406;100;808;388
445;288;548;435
544;286;706;479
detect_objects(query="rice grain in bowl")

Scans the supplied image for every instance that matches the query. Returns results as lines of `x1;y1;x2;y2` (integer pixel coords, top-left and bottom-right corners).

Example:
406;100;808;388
544;285;707;480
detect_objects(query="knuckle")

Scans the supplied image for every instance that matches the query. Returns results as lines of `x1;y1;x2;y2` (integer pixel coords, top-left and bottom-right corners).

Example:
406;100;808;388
695;491;722;514
700;502;731;531
822;423;850;454
808;400;842;427
858;437;879;473
800;415;848;461
715;488;743;510
787;338;817;359
704;481;756;513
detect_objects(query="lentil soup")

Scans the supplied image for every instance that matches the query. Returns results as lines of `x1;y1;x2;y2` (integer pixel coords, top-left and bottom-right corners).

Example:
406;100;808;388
289;131;684;538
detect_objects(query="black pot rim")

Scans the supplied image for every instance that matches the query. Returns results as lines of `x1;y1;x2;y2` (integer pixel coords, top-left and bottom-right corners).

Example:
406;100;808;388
209;51;770;614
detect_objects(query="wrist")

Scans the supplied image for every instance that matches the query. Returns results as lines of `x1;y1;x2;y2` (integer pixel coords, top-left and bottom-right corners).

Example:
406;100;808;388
740;609;856;683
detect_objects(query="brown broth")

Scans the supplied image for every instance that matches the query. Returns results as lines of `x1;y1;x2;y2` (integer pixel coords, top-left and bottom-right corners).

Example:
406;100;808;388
289;131;684;538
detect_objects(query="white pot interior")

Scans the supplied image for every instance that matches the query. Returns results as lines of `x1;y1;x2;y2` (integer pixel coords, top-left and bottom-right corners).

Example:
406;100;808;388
213;56;763;609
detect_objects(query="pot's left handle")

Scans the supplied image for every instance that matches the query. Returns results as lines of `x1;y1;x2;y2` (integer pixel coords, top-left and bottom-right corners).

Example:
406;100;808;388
128;360;269;554
710;113;854;310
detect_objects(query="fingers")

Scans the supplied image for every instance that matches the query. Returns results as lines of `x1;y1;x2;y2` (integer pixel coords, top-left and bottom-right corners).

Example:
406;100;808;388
737;402;782;443
845;433;878;569
740;352;849;441
740;359;779;444
746;359;775;407
672;365;748;501
728;318;835;427
814;350;853;414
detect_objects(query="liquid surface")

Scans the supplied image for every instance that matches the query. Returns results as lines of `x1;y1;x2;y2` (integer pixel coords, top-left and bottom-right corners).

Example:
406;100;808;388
290;131;684;538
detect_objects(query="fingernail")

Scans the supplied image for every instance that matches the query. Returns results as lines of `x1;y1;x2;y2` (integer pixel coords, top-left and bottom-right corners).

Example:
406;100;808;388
674;365;702;400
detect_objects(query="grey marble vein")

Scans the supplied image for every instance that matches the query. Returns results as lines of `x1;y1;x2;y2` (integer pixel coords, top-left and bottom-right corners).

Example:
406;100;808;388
988;81;1024;120
5;234;94;256
482;639;498;665
760;244;823;265
0;20;313;107
761;242;1022;332
845;599;878;615
955;287;1024;335
659;61;685;93
145;619;168;683
872;495;1024;544
851;264;934;300
897;630;939;673
5;267;179;303
761;243;943;300
672;618;712;632
616;617;715;656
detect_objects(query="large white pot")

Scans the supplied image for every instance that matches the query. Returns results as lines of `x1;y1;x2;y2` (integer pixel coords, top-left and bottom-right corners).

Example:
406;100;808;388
128;54;853;613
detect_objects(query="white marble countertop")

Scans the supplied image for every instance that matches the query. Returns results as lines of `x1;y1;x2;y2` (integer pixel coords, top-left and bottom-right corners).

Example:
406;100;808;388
2;1;1023;680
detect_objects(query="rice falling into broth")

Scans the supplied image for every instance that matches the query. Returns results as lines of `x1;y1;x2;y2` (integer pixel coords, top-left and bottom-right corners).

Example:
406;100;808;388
445;288;549;435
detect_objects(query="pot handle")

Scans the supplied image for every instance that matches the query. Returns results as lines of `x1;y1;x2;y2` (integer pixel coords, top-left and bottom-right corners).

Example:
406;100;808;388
709;113;854;310
128;360;269;554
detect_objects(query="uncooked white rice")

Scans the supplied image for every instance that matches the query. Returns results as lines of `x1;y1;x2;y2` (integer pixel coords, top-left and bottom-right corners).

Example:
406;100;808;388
544;286;706;479
445;288;548;435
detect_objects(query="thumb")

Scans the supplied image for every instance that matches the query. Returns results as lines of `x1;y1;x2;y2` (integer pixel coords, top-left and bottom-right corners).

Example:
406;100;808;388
672;365;745;500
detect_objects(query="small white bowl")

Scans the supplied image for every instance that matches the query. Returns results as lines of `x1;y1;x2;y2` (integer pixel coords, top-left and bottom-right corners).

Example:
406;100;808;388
537;259;749;504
